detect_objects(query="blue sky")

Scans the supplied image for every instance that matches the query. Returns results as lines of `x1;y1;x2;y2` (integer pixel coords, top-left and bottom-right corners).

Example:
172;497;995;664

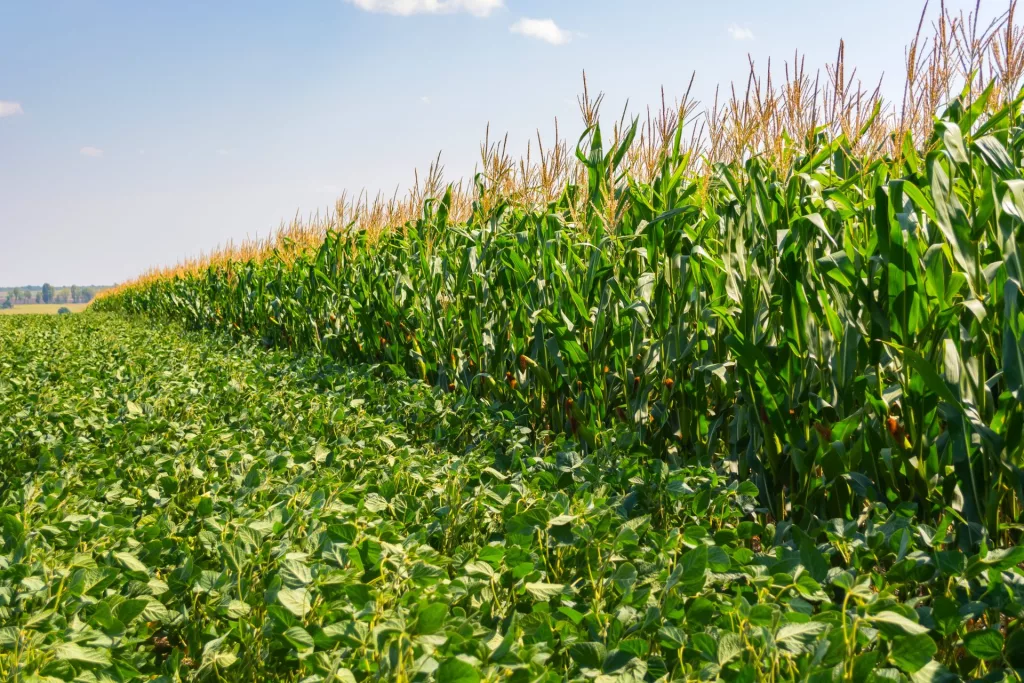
0;0;999;286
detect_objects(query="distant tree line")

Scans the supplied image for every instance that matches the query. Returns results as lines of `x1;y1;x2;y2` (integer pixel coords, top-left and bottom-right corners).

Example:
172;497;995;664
1;283;107;308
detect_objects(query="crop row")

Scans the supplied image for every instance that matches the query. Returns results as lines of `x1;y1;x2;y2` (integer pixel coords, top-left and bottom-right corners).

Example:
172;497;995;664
97;88;1024;546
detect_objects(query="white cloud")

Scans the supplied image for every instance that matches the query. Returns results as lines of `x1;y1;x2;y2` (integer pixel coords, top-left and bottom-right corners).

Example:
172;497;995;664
420;95;431;104
728;24;754;41
345;0;502;17
0;101;24;117
510;17;571;45
79;146;103;158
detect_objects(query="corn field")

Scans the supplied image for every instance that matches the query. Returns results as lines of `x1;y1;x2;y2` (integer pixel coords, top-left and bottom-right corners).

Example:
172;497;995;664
95;5;1024;546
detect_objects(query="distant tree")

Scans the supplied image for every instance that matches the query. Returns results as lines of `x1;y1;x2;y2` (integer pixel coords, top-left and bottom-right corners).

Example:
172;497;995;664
1;297;12;310
41;282;53;304
57;307;71;315
80;288;93;303
70;285;80;303
34;292;41;303
10;287;21;304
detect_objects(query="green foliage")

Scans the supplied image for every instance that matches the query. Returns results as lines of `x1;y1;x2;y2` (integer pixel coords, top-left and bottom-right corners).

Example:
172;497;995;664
56;306;71;316
2;314;1023;681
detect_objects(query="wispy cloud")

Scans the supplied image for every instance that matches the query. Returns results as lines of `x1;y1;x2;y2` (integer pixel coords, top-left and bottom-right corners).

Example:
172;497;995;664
345;0;502;17
510;17;572;45
420;95;431;104
0;101;24;117
79;146;103;158
728;24;754;41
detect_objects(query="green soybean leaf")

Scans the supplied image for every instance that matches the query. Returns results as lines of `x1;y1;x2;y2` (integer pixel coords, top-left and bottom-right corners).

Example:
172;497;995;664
54;643;112;666
277;587;311;617
775;621;828;655
868;611;929;637
889;633;937;673
436;657;481;683
964;630;1004;660
524;582;565;601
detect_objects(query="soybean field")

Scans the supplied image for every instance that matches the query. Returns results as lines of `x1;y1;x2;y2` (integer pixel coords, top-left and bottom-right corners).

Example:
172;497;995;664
3;313;1023;681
